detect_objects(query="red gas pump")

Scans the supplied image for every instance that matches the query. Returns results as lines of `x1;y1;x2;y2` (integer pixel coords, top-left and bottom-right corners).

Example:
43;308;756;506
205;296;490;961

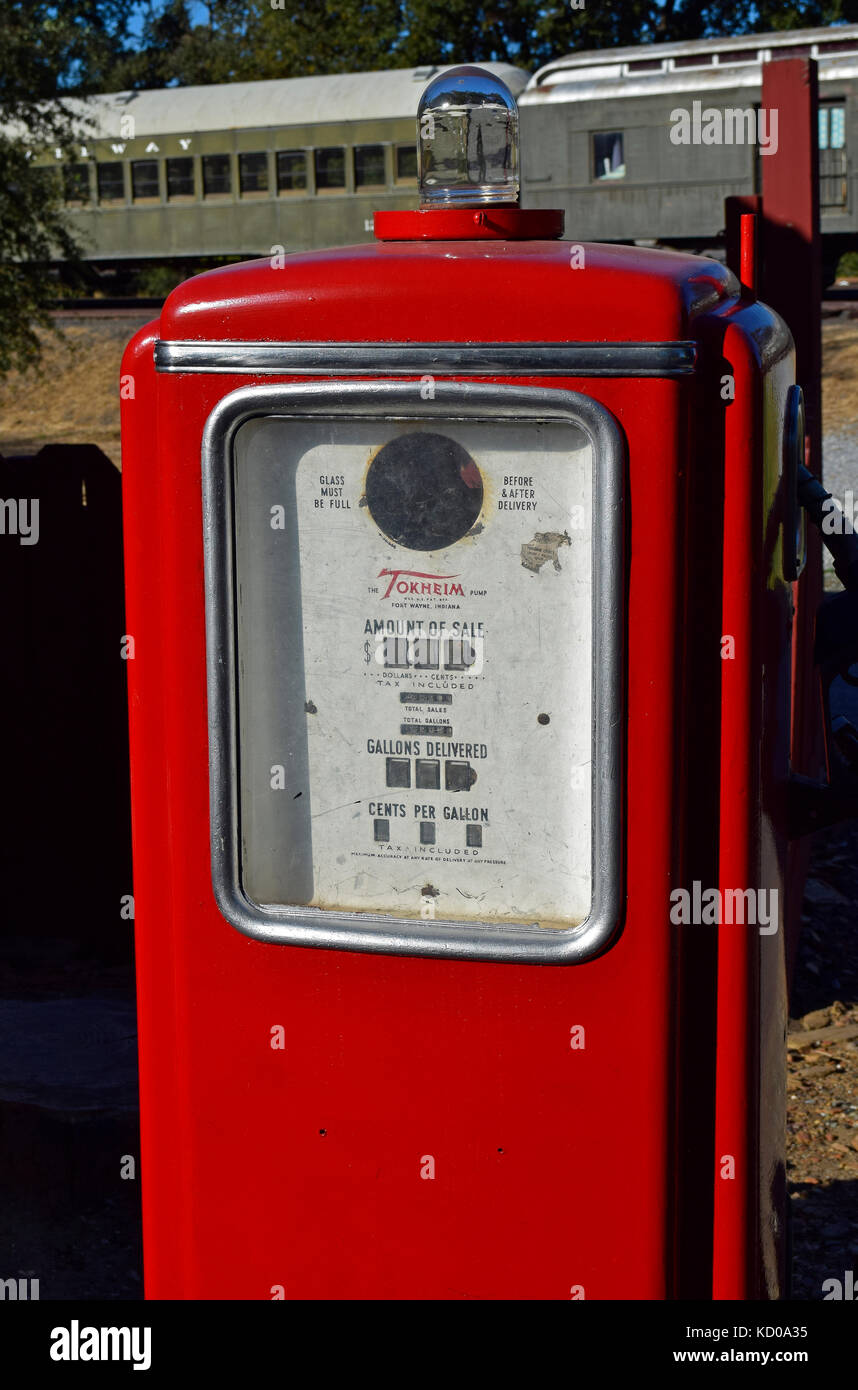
120;67;851;1300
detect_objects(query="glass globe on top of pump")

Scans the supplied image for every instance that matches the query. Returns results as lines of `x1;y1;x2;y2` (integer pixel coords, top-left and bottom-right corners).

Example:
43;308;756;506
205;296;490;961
417;66;520;209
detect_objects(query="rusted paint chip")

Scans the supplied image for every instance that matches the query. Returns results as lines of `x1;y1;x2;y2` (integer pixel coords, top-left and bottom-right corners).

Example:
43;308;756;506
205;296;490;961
521;530;571;573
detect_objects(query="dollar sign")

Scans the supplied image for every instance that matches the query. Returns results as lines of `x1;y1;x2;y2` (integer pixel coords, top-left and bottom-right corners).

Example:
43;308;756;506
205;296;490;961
364;640;372;663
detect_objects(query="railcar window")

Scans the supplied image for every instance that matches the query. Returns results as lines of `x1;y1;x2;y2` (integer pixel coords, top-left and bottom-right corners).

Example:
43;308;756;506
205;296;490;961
131;159;159;201
593;132;625;181
96;162;124;202
819;105;846;150
354;144;386;188
276;150;307;193
64;162;91;203
627;58;662;72
167;157;194;199
239;152;269;195
314;147;346;191
674;54;711;67
395;145;418;181
819;104;847;210
203;154;231;197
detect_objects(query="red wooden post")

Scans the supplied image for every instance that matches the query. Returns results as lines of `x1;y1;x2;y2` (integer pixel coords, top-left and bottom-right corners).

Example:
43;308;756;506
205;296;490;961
760;57;822;478
760;57;825;976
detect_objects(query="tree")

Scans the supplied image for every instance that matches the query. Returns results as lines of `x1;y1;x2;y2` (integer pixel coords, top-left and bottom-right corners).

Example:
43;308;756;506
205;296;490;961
236;1;406;79
0;1;132;374
113;0;858;89
109;1;245;89
393;1;655;69
750;0;858;29
392;0;858;69
0;144;81;376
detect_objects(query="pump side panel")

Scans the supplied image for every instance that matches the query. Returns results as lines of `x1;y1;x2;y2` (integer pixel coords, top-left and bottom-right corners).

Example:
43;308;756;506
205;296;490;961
711;308;793;1300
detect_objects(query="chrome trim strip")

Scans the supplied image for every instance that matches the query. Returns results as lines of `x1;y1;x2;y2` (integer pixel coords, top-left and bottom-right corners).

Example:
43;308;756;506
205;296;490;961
202;380;625;964
158;339;696;377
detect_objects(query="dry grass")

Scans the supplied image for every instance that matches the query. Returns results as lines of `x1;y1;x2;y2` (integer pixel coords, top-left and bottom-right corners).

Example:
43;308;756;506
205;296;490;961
0;314;154;468
2;312;858;469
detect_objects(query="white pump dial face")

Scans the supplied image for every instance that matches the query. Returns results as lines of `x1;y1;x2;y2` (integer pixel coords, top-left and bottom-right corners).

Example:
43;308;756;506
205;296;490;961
231;413;594;930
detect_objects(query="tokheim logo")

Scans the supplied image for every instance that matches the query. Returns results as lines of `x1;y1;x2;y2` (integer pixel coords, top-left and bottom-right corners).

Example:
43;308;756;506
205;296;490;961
379;568;465;600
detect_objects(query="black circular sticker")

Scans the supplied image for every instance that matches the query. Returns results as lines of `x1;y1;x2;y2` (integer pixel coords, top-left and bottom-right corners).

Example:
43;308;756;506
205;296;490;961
365;431;484;551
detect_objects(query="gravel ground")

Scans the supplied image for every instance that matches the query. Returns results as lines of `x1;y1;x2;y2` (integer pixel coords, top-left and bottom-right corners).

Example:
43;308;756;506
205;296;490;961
821;427;858;501
820;319;858;588
0;959;142;1300
788;820;858;1300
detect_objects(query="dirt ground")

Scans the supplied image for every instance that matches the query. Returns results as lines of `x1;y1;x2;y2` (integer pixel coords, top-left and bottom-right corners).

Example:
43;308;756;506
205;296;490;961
0;312;153;466
821;317;858;435
1;310;858;1299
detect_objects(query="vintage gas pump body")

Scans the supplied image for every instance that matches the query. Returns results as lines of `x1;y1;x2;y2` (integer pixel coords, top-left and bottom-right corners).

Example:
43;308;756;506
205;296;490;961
121;73;798;1300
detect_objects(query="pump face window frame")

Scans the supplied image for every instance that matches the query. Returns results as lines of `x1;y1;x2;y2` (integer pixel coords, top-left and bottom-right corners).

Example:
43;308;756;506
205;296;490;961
201;379;623;963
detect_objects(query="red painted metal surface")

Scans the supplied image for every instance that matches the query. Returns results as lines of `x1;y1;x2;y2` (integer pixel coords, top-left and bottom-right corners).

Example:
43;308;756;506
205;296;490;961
739;214;758;298
713;320;760;1300
725;194;762;296
122;231;796;1299
374;206;564;240
713;309;793;1299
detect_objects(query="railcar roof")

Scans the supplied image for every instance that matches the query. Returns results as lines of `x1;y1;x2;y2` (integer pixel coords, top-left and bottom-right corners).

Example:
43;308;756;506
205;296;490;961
50;64;529;139
527;22;858;87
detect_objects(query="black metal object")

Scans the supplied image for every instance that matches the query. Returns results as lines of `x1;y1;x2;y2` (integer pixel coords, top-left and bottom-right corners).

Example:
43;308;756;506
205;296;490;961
797;464;858;593
789;479;858;836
